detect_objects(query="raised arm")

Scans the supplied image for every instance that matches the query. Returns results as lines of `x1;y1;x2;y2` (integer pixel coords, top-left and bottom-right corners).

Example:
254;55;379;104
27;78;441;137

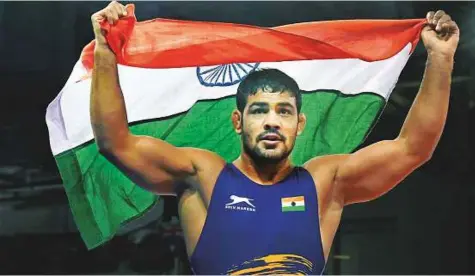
90;2;222;194
330;11;459;205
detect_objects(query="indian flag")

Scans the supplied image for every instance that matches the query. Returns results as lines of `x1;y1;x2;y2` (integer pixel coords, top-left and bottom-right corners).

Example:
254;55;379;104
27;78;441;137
45;4;425;249
282;196;306;212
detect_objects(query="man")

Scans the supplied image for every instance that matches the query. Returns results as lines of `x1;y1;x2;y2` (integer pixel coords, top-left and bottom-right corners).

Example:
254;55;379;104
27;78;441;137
90;1;459;274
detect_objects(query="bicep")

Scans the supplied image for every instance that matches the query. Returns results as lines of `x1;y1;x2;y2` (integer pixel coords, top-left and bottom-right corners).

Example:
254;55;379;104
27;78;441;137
335;138;429;205
101;135;197;195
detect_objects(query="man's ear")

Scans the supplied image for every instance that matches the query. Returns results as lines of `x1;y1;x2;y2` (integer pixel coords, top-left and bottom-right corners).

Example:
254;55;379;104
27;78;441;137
232;109;242;134
297;113;306;136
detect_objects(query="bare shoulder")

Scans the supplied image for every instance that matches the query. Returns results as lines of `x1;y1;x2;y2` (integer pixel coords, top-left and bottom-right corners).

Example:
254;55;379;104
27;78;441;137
303;154;350;207
181;147;227;205
303;154;349;177
182;147;226;171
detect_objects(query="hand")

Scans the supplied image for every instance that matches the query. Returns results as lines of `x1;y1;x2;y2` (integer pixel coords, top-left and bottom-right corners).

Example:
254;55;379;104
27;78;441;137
421;10;460;58
91;1;128;48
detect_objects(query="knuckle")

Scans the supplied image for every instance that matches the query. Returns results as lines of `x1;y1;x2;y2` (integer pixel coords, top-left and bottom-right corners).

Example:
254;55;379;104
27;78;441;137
105;11;114;20
91;11;102;21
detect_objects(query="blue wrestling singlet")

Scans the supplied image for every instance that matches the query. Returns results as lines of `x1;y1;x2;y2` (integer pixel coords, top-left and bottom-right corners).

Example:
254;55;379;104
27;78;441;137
189;163;326;275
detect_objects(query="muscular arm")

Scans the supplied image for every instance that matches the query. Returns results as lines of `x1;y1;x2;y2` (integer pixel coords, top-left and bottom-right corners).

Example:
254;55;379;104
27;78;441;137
335;53;453;205
398;53;453;158
316;12;459;205
89;2;225;197
91;45;200;194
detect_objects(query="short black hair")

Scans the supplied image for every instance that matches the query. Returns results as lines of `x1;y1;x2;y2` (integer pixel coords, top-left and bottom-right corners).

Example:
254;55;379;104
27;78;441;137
236;68;302;113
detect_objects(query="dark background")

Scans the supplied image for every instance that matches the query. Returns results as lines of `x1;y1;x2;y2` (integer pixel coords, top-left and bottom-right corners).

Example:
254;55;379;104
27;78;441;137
0;1;473;274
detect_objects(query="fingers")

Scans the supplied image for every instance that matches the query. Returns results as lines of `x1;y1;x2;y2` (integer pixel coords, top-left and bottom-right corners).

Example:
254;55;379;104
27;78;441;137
92;1;127;26
426;11;435;23
432;10;446;25
436;15;451;32
110;2;127;17
426;10;458;36
104;9;116;25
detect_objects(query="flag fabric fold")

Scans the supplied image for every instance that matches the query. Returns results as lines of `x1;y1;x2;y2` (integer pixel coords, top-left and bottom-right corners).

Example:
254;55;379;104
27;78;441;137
46;4;425;249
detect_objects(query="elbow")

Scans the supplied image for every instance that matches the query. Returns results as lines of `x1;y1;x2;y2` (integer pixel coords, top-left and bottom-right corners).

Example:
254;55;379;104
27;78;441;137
96;138;121;159
410;150;434;168
97;142;115;158
95;132;131;157
419;151;434;164
397;137;436;165
409;140;437;164
97;144;125;166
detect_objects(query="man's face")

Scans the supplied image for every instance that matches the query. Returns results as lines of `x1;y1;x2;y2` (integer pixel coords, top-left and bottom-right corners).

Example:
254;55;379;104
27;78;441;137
233;89;305;163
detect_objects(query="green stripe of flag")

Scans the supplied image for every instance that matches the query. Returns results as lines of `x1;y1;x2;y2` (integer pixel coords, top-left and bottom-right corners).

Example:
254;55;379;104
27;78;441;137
282;205;306;212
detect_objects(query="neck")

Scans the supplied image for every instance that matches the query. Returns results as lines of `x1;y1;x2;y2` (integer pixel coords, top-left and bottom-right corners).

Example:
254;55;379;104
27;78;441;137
234;153;294;185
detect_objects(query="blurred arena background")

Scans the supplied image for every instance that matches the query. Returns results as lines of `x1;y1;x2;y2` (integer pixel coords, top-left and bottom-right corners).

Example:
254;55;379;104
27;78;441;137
0;1;473;274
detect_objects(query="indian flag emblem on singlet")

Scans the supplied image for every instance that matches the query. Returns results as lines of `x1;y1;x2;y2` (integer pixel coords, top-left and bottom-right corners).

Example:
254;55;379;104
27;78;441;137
281;196;306;212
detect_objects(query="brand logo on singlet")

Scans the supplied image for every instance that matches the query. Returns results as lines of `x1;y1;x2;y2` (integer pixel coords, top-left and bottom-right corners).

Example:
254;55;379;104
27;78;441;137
225;195;256;212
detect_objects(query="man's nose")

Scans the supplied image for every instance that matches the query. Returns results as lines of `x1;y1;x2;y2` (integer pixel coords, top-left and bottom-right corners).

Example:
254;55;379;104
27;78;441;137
263;112;281;131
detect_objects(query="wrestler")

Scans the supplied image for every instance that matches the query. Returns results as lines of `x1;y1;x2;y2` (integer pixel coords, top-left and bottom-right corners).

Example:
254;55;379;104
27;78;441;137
90;2;459;274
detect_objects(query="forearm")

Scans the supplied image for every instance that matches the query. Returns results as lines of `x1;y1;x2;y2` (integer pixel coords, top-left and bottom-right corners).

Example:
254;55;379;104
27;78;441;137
398;53;454;157
90;45;130;151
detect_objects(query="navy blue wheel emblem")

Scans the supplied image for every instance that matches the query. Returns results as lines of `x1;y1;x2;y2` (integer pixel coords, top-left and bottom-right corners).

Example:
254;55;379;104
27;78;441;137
197;63;260;87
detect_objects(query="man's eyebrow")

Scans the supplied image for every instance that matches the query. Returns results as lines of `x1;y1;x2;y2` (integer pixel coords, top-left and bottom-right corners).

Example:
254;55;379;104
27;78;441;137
277;102;295;109
248;102;269;108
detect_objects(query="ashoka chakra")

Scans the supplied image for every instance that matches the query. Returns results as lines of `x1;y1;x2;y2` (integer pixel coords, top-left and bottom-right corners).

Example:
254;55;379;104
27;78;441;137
197;63;260;87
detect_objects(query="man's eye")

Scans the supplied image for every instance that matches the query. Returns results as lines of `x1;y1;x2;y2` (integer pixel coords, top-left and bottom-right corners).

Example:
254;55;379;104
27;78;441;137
279;109;291;115
251;109;266;114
